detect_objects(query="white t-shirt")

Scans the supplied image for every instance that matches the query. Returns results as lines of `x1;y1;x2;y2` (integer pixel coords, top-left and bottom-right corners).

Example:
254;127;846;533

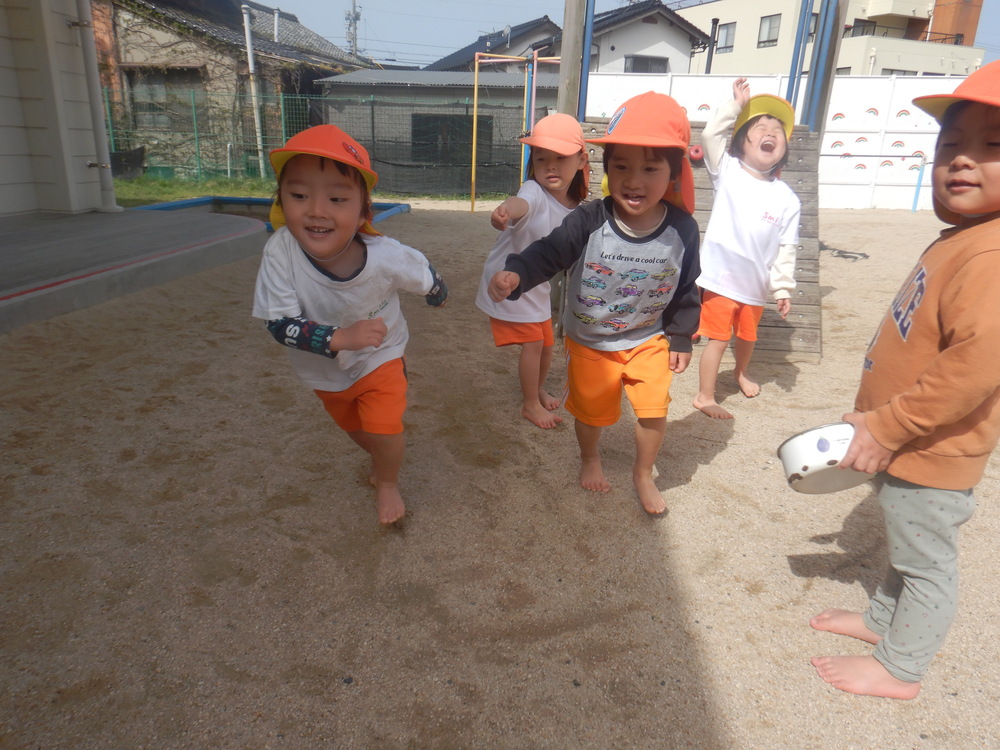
475;179;576;322
252;227;435;391
697;150;801;306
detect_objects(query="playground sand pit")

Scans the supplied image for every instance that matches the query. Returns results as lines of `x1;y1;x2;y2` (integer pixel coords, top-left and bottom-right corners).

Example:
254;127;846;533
2;205;998;748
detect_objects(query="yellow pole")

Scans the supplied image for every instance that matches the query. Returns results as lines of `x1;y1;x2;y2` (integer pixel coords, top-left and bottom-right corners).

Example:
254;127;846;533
471;55;480;212
520;60;530;184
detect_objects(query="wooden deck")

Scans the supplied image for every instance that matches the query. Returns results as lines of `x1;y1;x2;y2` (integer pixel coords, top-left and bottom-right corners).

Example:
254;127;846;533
583;120;822;363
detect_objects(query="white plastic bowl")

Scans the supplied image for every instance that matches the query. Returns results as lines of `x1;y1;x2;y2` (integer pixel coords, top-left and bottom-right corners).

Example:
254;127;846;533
776;422;875;494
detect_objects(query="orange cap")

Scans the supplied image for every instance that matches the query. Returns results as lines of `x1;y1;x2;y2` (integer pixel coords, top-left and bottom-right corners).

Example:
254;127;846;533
913;61;1000;224
520;112;586;155
269;124;380;234
586;91;695;214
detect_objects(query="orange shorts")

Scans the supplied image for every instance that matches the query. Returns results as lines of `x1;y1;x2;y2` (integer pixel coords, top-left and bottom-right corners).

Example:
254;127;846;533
564;335;672;427
314;358;407;435
696;290;763;342
489;317;554;347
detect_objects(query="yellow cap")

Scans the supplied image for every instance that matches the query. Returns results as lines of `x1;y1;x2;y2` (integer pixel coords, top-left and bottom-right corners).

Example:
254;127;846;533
733;94;795;141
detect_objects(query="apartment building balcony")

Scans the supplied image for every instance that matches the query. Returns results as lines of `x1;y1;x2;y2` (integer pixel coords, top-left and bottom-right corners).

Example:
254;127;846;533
844;23;964;45
863;0;929;19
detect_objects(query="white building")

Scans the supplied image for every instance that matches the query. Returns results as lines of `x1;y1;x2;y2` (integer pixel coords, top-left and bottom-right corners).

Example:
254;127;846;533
675;0;983;77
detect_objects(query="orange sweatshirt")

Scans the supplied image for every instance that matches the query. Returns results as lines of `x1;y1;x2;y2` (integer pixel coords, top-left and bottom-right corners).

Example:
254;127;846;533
856;214;1000;490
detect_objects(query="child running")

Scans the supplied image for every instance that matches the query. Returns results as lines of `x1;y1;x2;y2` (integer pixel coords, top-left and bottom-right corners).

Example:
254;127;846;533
252;125;448;525
693;78;801;419
810;60;1000;699
488;92;701;516
475;113;589;429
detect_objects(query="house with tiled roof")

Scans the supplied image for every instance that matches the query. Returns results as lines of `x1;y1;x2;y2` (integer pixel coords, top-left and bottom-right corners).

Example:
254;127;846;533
424;16;562;72
424;2;708;76
90;0;377;177
537;0;710;74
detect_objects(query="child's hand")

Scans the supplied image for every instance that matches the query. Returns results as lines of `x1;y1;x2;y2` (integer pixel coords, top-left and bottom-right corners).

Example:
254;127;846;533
491;204;511;231
330;318;388;351
839;412;893;475
733;77;750;109
669;350;691;374
487;271;520;302
776;298;791;319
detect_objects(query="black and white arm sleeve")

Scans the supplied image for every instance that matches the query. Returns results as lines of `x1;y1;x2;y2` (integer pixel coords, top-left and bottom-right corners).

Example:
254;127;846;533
265;317;338;358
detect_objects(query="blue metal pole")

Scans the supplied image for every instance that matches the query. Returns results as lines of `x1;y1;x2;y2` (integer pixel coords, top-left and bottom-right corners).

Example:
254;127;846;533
786;0;813;107
577;0;596;122
912;156;926;212
805;0;837;131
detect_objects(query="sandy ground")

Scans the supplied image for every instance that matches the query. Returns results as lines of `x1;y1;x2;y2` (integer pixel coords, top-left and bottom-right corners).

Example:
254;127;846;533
2;204;998;749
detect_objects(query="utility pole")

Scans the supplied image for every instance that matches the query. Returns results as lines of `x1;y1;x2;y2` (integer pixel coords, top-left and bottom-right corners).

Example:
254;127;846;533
557;0;585;116
345;0;361;56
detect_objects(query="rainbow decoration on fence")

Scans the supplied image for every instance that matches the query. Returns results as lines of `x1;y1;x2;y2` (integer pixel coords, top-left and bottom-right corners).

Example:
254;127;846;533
909;164;922;171
891;141;905;148
854;164;867;170
698;104;711;112
880;160;894;167
855;136;868;143
911;150;926;159
896;109;911;118
866;108;879;116
830;140;844;149
831;113;845;120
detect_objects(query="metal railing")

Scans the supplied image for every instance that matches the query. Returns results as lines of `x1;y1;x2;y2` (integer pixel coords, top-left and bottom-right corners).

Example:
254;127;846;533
843;23;964;45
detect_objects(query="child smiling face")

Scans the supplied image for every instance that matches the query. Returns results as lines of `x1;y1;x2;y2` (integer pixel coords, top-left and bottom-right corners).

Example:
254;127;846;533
736;114;788;177
933;102;1000;222
605;144;674;231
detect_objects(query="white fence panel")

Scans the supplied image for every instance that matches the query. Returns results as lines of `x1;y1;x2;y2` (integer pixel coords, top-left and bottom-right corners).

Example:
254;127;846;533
584;72;961;211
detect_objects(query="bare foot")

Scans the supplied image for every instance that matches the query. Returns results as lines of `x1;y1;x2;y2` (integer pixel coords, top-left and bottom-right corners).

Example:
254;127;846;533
634;469;666;516
375;485;406;525
693;394;734;419
810;609;882;645
811;655;921;699
737;374;760;398
522;402;564;429
539;388;561;411
580;457;611;492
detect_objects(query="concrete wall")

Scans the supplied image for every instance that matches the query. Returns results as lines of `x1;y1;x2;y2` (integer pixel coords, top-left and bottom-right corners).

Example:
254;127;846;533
0;0;103;216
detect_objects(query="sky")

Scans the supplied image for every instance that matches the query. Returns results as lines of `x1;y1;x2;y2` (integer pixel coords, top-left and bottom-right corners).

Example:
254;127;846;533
270;0;1000;69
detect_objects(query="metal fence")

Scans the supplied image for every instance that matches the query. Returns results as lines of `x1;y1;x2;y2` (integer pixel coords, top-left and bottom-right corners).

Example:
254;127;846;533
104;89;526;195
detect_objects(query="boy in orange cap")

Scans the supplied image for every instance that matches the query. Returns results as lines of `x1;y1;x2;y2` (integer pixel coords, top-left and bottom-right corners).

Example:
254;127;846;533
488;91;701;517
694;78;801;419
252;124;447;525
809;60;1000;699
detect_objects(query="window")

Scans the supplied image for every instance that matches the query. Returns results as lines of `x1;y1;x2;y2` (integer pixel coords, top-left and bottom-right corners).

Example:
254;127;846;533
808;13;818;42
880;68;917;76
835;66;852;75
624;55;670;74
125;68;206;131
717;22;736;54
758;14;781;48
411;114;493;164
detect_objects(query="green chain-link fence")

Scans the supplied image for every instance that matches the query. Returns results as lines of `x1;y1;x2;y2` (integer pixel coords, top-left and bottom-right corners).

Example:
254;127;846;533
105;88;527;195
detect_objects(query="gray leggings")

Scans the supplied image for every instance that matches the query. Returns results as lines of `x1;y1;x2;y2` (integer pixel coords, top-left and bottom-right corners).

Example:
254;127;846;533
863;474;976;682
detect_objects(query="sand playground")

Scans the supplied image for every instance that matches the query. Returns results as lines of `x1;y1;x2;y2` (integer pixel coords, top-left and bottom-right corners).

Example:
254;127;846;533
2;204;998;748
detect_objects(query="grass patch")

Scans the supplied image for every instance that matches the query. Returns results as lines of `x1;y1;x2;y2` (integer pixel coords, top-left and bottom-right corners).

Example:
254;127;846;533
113;177;509;208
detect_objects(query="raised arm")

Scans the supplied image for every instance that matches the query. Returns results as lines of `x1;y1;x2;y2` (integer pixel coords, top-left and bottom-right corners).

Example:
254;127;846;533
702;77;748;173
